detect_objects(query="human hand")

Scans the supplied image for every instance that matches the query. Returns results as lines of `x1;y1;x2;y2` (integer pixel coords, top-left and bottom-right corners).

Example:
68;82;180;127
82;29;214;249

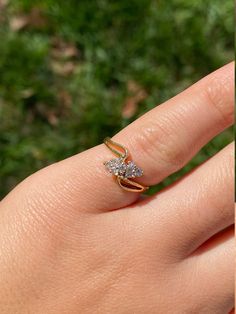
0;63;234;314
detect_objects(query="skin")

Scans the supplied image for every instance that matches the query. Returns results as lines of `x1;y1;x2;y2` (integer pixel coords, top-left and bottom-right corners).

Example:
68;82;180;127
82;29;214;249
0;62;234;314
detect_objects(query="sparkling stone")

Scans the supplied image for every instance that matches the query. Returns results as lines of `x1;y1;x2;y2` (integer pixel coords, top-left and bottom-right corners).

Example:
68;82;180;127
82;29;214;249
105;158;127;176
125;161;143;178
105;158;143;179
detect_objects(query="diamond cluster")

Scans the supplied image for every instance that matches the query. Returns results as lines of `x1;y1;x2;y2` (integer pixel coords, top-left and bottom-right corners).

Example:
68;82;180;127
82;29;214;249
105;158;143;179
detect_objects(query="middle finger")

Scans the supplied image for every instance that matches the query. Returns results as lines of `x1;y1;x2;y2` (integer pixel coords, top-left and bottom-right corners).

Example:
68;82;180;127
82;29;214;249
139;143;234;257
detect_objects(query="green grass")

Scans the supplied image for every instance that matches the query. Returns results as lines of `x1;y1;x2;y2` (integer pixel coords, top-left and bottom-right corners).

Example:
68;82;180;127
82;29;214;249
0;0;234;199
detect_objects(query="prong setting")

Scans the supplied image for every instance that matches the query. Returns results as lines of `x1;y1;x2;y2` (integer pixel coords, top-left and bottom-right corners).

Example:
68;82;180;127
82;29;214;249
105;158;144;179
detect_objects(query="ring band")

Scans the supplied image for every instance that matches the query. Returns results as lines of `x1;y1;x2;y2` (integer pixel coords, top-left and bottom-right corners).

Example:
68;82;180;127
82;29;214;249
103;137;149;193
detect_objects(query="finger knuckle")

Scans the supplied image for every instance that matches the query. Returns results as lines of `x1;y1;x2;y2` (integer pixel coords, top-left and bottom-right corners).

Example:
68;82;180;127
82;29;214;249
133;116;187;172
206;73;234;125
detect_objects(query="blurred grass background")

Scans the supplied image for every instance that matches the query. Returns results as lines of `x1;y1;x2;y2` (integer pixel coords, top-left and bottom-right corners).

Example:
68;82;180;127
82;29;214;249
0;0;234;199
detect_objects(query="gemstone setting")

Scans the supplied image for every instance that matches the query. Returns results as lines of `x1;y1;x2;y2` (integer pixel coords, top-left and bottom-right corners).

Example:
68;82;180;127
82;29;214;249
125;161;143;178
105;158;143;179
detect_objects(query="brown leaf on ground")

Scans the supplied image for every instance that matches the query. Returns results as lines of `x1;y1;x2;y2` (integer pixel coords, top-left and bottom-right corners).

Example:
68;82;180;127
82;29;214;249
0;0;9;9
51;60;76;76
58;90;72;109
47;111;59;126
51;38;79;59
34;102;59;126
27;7;47;28
122;80;148;119
20;89;35;99
9;15;28;31
50;39;80;77
9;7;47;31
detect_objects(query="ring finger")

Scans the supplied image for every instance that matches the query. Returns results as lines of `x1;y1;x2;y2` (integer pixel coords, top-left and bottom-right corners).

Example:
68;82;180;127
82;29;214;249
2;63;233;214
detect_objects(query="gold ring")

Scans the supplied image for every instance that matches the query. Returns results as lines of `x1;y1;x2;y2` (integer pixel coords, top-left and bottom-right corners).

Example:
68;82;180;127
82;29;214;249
103;137;149;193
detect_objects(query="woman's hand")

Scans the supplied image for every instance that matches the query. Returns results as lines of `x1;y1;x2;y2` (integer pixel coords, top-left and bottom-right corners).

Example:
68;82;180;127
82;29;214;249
0;63;234;314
